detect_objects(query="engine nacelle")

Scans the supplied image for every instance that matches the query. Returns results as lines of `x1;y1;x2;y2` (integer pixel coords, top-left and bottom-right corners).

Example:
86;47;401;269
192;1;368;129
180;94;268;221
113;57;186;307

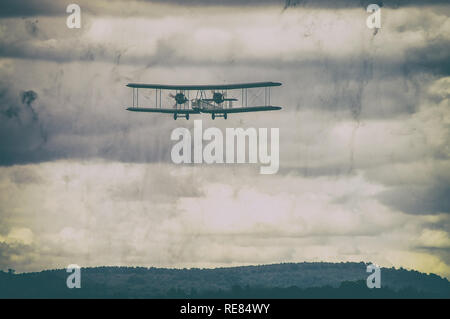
174;93;188;105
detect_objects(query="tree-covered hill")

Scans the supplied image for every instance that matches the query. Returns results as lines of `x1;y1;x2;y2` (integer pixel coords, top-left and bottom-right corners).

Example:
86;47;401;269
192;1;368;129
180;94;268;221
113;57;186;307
1;262;449;298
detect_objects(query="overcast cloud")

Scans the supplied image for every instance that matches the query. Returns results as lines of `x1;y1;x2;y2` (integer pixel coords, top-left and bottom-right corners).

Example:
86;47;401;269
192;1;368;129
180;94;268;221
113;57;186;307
0;1;449;278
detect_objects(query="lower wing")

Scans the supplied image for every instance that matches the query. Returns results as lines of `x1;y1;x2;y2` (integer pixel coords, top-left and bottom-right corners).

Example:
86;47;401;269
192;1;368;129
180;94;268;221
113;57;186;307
200;106;282;114
126;107;200;114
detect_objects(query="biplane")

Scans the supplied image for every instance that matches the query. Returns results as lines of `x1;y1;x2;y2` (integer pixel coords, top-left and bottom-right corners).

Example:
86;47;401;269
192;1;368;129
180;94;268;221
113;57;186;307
125;82;282;120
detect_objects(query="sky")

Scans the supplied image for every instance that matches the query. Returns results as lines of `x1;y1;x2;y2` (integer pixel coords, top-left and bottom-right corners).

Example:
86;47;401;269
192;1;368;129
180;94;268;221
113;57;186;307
0;0;449;278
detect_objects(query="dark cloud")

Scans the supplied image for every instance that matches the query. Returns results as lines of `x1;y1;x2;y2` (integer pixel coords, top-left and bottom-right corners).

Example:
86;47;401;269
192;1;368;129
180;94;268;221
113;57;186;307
0;84;48;165
0;0;64;17
0;0;283;17
378;182;450;215
0;88;20;119
0;241;35;271
284;0;450;9
0;0;449;18
416;247;450;266
21;90;39;120
0;71;178;165
1;37;449;78
403;41;450;77
24;20;39;37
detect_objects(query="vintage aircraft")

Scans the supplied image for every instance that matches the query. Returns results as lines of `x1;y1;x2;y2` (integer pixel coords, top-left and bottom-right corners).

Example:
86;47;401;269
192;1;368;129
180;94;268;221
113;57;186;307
125;82;282;120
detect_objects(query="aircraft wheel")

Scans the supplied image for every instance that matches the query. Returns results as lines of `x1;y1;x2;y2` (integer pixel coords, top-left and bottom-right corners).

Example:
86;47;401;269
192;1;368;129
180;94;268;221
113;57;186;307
174;113;177;120
186;113;189;120
212;113;215;120
224;113;227;120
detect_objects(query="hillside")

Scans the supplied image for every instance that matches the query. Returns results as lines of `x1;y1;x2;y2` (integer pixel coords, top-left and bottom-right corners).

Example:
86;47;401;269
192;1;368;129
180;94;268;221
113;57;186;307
1;262;449;298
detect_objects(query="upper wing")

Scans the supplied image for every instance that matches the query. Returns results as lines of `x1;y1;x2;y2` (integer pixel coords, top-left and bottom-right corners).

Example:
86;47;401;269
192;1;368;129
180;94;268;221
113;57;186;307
200;106;282;114
126;82;282;90
126;107;200;114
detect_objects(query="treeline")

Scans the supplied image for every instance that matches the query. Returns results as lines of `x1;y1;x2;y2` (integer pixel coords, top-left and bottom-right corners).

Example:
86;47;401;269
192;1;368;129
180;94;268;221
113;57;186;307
1;262;449;298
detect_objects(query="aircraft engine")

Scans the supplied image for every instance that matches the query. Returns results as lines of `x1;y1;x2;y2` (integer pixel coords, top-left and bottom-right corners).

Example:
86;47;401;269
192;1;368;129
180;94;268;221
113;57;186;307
170;92;188;105
212;91;225;104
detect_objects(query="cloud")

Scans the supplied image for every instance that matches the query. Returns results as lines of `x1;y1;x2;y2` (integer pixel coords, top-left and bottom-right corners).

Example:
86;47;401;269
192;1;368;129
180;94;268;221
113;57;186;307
0;6;449;70
284;0;450;9
0;81;48;164
378;182;450;215
0;0;448;279
0;161;449;278
0;5;448;167
2;0;450;18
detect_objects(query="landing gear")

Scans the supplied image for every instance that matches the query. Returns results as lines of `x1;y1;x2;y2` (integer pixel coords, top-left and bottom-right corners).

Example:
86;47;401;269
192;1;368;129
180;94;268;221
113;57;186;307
212;113;215;120
173;113;177;120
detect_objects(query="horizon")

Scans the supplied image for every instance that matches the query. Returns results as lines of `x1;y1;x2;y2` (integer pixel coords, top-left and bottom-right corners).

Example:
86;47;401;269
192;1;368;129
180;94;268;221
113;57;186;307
1;0;449;289
4;261;449;282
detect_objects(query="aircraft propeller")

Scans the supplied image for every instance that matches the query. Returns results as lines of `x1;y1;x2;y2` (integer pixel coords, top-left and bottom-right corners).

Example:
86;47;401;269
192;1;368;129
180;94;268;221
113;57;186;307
169;92;188;107
210;90;226;104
